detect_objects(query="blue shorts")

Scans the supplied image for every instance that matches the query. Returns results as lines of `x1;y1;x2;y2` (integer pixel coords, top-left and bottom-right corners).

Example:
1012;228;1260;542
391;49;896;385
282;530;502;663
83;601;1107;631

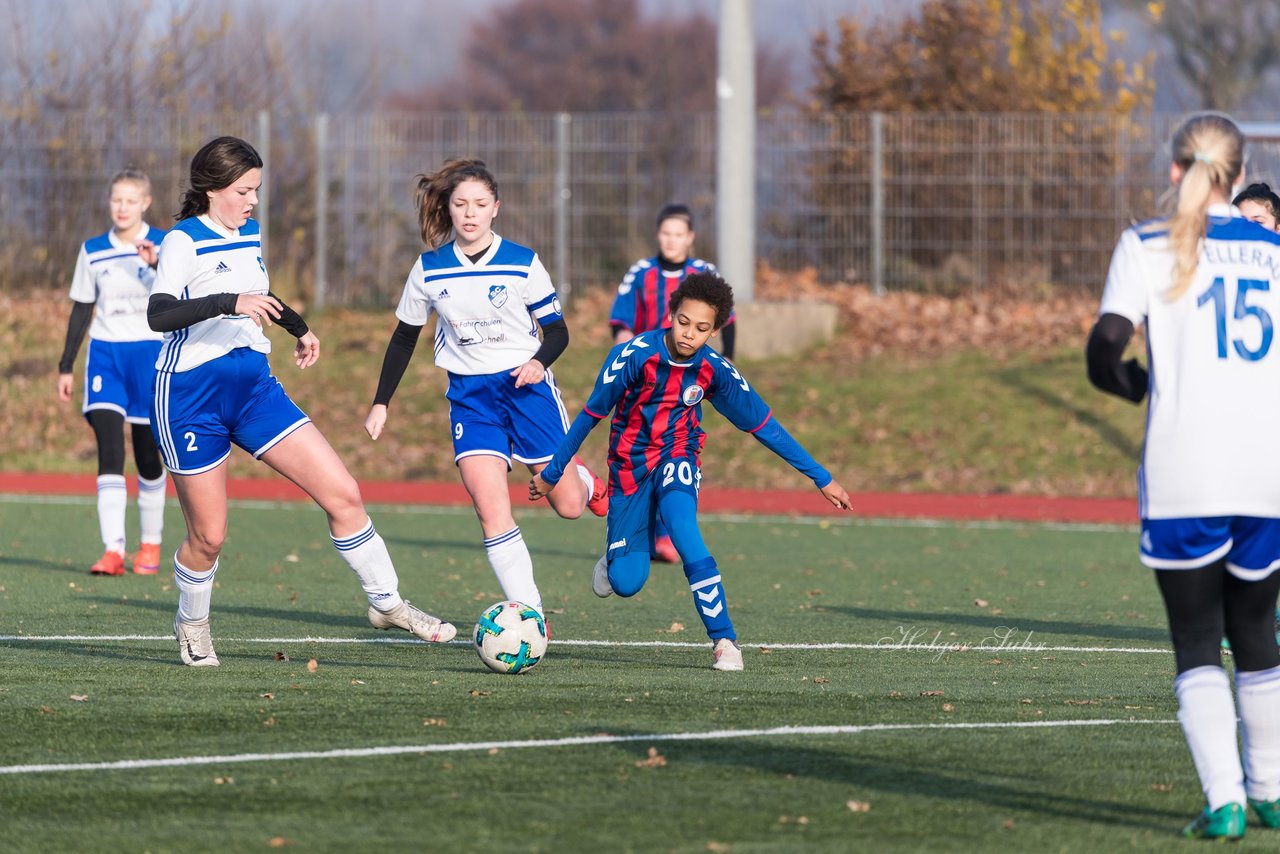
607;458;702;561
1141;516;1280;581
83;339;162;425
445;370;571;467
152;348;310;475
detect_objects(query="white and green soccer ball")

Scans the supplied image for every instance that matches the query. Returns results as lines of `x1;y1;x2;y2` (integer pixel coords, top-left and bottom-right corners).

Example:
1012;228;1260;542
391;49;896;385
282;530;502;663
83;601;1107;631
473;600;547;674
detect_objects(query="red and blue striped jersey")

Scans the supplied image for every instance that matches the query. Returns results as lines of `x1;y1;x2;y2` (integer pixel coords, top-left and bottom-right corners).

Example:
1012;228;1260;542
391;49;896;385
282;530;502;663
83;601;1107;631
541;329;830;497
609;256;728;335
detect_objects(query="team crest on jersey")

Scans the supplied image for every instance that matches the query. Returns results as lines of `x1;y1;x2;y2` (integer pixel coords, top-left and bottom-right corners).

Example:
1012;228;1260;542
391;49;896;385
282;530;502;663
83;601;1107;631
488;285;508;308
681;384;705;406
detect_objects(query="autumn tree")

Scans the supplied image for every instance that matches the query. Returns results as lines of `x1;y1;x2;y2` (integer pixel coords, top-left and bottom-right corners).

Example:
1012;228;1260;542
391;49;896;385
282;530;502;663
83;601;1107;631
810;0;1151;114
389;0;791;112
800;0;1155;294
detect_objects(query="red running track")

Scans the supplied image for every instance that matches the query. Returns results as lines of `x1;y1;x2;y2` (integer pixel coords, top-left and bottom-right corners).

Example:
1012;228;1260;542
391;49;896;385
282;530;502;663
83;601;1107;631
0;472;1135;525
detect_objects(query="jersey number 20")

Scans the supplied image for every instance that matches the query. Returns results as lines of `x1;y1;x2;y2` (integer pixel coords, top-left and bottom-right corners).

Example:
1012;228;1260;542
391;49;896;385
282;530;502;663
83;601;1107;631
1197;277;1273;361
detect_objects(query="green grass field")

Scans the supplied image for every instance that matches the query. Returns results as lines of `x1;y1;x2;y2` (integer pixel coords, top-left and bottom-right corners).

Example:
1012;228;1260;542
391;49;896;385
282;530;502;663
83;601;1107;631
2;494;1269;852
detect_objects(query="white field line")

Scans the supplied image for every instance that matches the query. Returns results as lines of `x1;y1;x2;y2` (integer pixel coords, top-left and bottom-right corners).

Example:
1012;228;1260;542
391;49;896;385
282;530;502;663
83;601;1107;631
0;718;1176;776
0;634;1171;654
0;492;1137;532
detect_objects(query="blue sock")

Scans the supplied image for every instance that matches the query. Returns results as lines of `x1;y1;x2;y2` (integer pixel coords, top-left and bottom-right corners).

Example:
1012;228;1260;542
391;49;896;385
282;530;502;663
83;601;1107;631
657;490;711;565
684;556;734;641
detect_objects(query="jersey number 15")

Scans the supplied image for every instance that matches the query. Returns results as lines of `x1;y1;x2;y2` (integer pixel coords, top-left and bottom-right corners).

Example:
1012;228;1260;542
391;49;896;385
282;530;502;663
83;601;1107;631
1197;277;1273;361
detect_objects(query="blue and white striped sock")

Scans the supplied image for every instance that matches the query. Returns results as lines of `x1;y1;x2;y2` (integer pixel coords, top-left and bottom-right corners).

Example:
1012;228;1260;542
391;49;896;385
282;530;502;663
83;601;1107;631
174;555;216;623
484;527;541;613
685;556;734;641
332;518;403;611
96;474;127;553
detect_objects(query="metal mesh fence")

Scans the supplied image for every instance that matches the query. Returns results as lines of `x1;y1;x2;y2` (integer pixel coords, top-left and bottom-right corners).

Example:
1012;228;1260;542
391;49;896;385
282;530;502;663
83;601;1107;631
8;109;1277;305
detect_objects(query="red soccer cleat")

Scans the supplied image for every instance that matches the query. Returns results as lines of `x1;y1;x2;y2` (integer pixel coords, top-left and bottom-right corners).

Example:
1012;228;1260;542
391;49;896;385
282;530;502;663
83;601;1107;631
575;456;609;517
653;535;678;564
90;550;126;577
132;543;162;575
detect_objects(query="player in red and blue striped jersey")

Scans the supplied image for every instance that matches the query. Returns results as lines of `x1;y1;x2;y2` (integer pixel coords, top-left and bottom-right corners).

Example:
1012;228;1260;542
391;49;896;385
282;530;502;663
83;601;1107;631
610;203;735;562
532;272;850;671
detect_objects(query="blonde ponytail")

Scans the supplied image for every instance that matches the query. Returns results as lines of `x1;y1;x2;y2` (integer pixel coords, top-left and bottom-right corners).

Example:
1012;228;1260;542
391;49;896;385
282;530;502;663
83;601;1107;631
1164;114;1245;301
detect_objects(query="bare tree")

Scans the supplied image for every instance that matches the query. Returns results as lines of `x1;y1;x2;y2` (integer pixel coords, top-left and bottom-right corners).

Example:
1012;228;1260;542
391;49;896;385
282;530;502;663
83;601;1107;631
1129;0;1280;111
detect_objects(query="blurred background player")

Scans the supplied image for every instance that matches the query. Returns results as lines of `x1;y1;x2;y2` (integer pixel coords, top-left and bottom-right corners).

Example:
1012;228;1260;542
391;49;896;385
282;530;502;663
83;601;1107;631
609;202;735;562
1233;182;1280;232
56;168;167;576
151;136;454;667
532;272;851;671
366;158;607;618
1086;113;1280;840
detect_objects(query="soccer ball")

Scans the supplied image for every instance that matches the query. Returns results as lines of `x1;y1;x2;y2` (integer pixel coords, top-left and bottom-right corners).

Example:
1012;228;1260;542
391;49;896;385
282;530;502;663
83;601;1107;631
473;600;547;674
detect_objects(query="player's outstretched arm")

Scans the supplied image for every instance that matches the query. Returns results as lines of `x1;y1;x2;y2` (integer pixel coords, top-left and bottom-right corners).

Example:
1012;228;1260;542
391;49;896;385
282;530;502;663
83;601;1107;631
820;479;852;511
365;321;424;440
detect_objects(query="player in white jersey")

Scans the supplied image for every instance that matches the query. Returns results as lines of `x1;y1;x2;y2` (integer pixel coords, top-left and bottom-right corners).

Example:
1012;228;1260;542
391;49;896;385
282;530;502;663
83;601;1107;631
56;169;167;577
1087;113;1280;840
365;159;607;617
149;136;454;667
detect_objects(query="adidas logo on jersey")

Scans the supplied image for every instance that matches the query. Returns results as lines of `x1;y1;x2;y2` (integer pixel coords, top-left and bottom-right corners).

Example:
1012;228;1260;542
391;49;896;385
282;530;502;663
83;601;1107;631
214;261;231;274
437;288;450;299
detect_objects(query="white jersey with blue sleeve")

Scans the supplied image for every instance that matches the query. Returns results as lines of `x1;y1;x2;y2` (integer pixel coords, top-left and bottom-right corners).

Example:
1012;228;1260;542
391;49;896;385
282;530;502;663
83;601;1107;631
68;224;165;343
152;216;271;373
394;234;563;376
1099;204;1280;519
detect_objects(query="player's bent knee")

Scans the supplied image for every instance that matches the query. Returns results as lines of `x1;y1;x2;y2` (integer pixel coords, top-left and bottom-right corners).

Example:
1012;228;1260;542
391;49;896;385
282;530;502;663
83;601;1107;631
609;554;650;597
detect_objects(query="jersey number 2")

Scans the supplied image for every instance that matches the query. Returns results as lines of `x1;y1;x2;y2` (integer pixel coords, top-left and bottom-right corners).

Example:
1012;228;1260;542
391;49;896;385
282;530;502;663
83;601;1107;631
1197;277;1273;361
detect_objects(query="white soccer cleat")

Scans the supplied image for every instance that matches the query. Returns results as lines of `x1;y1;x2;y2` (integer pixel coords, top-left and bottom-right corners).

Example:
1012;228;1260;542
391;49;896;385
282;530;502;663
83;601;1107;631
592;555;614;598
368;600;457;643
712;638;744;671
174;616;220;667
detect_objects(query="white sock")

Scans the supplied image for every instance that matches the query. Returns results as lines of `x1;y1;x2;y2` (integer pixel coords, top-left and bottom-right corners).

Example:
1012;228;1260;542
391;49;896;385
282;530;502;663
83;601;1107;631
576;463;594;509
137;473;166;545
96;474;127;553
174;554;216;623
1238;664;1280;802
484;527;541;613
332;518;404;612
1175;666;1246;810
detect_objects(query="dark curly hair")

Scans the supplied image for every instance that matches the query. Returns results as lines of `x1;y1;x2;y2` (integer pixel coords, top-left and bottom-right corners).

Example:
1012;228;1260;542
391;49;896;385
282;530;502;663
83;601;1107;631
1233;182;1280;224
668;271;734;330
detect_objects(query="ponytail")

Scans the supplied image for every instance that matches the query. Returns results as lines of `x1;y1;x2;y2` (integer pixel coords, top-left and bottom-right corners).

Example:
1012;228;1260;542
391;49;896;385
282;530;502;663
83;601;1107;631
1164;114;1245;301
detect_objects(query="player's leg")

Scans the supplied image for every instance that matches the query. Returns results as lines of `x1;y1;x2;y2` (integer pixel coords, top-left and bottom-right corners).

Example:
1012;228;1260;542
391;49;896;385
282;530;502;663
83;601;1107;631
130;423;166;574
510;375;604;518
459;453;543;614
450;376;545;613
168;464;228;667
599;475;657;598
1223;518;1280;827
1152;547;1247;839
255;417;454;644
151;356;238;666
656;470;742;671
83;339;134;574
125;340;166;574
86;409;128;576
